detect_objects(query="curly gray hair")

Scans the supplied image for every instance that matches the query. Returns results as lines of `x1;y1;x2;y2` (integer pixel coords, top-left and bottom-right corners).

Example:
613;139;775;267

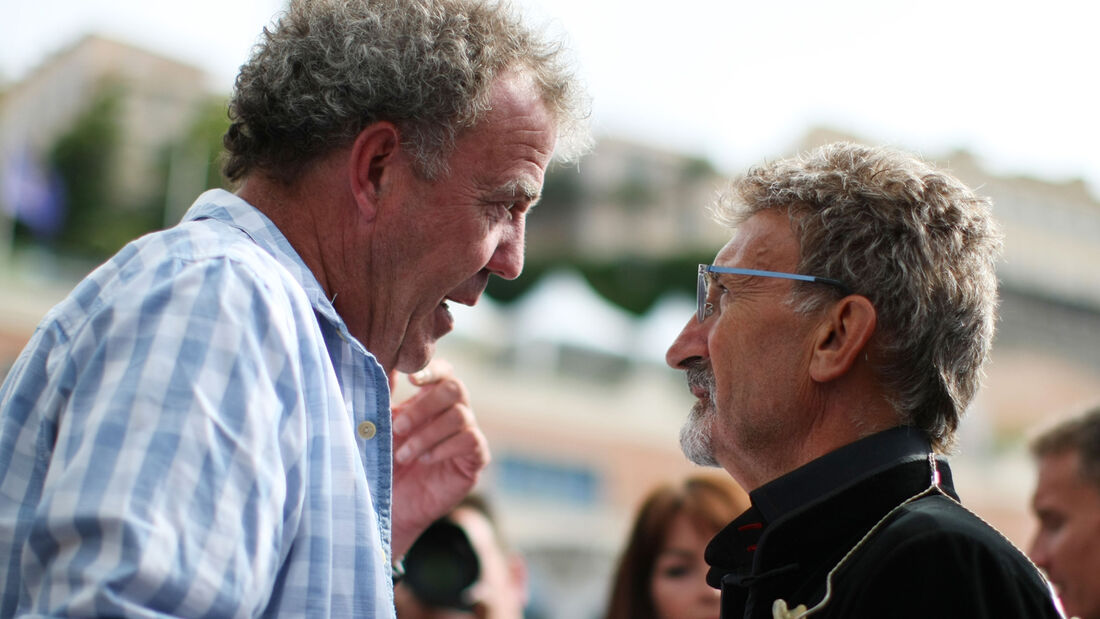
715;142;1003;452
223;0;589;183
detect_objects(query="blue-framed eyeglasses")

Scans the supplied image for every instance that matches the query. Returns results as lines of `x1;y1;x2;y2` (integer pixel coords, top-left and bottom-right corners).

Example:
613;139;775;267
697;264;850;323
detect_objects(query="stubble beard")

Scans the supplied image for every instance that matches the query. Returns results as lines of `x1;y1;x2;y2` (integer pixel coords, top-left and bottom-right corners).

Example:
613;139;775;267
680;362;721;467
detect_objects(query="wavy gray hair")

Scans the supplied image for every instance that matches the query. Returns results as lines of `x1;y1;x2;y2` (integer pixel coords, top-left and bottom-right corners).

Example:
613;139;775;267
223;0;589;183
714;142;1002;452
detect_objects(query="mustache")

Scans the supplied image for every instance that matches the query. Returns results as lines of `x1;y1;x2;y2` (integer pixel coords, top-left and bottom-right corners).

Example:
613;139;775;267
685;359;715;394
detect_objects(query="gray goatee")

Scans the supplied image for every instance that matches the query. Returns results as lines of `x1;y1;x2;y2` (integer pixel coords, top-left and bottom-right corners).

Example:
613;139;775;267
680;362;720;467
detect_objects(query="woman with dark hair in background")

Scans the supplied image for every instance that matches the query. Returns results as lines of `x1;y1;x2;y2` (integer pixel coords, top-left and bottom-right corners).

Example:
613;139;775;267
606;475;748;619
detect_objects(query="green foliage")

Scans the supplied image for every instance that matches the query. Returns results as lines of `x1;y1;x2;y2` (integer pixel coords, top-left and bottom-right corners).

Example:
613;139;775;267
40;87;233;259
185;96;232;190
485;261;552;303
679;156;717;182
47;82;129;257
579;257;693;315
539;164;584;211
489;154;724;313
486;252;713;315
610;175;656;209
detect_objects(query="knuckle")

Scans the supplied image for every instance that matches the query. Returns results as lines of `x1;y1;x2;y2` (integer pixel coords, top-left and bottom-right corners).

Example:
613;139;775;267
440;379;464;401
454;403;474;422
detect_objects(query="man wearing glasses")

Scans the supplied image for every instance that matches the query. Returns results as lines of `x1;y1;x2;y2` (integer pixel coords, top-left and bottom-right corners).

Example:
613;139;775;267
666;143;1061;618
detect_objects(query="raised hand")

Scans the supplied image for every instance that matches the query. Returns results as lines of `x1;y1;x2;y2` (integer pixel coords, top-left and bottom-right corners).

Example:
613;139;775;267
389;359;490;558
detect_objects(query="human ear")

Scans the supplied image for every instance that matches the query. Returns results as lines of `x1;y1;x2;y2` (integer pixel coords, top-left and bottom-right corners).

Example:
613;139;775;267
808;295;877;383
348;122;400;221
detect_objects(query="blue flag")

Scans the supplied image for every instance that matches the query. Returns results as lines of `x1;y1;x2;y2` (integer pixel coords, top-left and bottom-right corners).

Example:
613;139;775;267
1;145;66;239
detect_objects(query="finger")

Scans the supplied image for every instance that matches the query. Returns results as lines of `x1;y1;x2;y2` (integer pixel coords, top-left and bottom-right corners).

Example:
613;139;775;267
392;377;469;436
427;426;490;469
394;402;474;464
406;423;490;470
408;358;454;387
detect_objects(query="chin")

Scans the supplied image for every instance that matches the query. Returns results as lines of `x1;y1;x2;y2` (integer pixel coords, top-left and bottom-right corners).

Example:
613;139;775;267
393;339;437;375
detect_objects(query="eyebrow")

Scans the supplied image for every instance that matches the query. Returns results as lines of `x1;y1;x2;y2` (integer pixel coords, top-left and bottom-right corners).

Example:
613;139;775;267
491;178;542;203
708;265;850;294
708;270;765;291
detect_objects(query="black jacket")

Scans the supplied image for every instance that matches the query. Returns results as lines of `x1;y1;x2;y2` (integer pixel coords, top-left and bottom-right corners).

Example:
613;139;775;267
706;428;1062;619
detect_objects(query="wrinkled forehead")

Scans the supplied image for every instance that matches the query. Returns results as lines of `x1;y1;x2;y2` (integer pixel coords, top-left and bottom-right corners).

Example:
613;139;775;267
714;210;801;272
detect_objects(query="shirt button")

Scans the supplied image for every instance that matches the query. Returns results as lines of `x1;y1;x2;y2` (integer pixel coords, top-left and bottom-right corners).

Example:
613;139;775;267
357;421;377;440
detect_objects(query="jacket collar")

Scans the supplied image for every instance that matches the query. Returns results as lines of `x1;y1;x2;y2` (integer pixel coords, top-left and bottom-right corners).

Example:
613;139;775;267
705;426;955;593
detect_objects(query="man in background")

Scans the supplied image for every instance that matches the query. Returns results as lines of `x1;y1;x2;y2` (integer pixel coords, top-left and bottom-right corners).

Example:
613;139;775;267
0;0;588;615
1030;405;1100;619
665;142;1061;618
395;494;528;619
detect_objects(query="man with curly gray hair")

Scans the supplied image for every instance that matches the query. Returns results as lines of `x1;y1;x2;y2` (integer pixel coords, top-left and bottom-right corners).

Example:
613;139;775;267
0;0;588;616
666;143;1061;618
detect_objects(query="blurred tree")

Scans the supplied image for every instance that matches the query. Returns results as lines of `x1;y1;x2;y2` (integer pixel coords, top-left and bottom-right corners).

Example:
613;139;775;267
610;166;657;209
578;253;709;315
45;81;143;257
540;164;584;211
486;147;723;314
157;96;232;227
486;253;710;315
485;260;551;303
183;96;232;191
41;89;233;259
525;164;586;257
679;155;717;183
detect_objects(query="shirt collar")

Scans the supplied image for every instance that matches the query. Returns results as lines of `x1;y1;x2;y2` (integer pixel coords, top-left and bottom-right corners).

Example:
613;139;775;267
181;188;351;337
749;425;933;524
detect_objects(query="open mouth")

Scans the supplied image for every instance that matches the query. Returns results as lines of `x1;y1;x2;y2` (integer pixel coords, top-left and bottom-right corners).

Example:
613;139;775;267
444;291;479;308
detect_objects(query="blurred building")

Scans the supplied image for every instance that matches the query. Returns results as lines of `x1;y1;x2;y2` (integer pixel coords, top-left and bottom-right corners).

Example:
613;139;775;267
1;35;1098;619
529;136;731;260
0;34;213;234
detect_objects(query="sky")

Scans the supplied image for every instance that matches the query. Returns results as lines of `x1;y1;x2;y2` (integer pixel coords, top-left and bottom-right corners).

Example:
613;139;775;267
2;0;1098;195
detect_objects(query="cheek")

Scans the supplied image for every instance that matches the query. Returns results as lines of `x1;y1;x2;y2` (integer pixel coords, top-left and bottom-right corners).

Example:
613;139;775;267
706;328;740;385
466;222;505;261
1071;519;1100;567
430;231;496;278
650;574;691;617
706;329;762;415
512;214;527;247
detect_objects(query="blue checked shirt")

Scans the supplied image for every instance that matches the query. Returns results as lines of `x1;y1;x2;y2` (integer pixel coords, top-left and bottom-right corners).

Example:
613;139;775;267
0;190;397;617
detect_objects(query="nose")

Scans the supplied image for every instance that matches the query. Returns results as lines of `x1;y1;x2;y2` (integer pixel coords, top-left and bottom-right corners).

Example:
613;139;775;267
695;569;722;613
1029;534;1050;572
699;576;721;600
666;314;709;369
485;217;525;280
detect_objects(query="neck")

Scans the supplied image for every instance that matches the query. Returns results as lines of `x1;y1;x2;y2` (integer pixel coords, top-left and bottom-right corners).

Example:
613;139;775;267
238;174;333;294
236;166;385;365
725;386;901;491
